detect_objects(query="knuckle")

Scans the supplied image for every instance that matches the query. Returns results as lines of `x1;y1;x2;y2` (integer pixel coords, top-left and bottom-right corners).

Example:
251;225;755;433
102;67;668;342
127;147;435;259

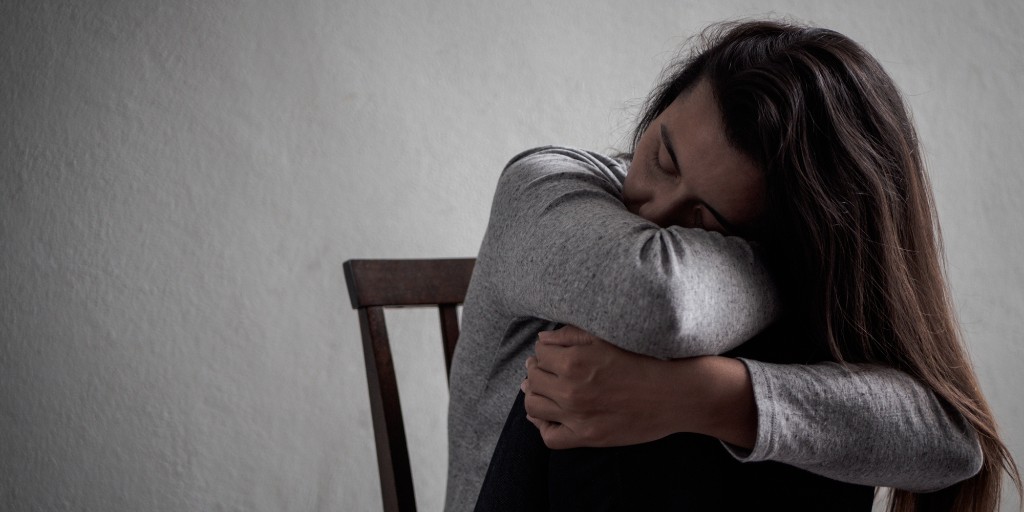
523;398;535;414
582;424;608;446
579;424;598;444
563;386;580;405
563;385;592;407
563;358;582;377
540;428;562;449
563;358;576;372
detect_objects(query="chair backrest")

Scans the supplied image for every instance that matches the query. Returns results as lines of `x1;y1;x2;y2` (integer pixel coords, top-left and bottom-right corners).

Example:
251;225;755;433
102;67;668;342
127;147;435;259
344;258;476;512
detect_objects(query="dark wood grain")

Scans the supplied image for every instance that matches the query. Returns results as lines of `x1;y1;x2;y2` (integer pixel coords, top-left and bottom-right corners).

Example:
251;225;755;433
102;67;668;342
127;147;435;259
344;259;475;308
358;306;415;512
344;258;475;512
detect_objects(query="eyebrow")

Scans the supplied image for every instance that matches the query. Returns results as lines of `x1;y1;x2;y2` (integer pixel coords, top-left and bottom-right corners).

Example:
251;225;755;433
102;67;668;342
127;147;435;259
660;123;742;235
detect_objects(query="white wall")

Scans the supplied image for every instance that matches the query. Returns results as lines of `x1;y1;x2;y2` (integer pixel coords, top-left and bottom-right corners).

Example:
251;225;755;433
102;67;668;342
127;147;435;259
2;1;1021;510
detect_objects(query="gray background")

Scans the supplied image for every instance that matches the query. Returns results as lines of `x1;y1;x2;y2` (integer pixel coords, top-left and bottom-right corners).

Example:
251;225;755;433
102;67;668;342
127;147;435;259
2;0;1021;510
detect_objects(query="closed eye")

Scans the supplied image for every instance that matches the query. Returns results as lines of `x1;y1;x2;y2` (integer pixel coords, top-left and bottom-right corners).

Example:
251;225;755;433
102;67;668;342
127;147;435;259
651;146;677;177
660;124;682;175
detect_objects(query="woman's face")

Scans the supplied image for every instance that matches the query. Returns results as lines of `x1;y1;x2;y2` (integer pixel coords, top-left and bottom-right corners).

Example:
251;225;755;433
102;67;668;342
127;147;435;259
623;79;765;237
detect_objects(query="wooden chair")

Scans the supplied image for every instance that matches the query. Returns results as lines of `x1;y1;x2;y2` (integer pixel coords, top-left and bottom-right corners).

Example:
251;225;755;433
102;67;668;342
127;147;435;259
344;258;476;512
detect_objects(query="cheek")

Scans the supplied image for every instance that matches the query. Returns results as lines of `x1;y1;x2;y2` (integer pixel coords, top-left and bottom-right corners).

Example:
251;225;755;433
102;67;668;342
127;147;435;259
621;167;639;210
624;131;662;209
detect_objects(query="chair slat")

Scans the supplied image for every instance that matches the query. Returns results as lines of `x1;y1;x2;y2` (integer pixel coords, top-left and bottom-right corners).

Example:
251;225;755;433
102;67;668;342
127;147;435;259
438;304;460;380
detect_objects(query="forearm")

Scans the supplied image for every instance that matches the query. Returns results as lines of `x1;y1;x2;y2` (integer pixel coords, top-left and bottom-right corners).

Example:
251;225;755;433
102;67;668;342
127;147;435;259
526;330;979;494
694;358;982;492
532;337;982;492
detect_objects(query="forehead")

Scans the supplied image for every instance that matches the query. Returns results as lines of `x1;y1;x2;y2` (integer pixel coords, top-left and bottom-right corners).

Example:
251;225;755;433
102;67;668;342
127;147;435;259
658;80;765;227
660;81;738;169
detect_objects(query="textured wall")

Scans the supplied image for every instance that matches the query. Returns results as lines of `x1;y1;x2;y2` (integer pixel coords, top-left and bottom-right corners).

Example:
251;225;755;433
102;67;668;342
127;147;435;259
1;1;1021;511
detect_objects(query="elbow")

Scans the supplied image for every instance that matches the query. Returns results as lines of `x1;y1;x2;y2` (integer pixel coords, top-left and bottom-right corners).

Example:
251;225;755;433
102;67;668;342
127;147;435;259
955;429;985;483
906;426;984;493
658;297;751;358
641;299;726;359
938;420;985;489
608;291;704;359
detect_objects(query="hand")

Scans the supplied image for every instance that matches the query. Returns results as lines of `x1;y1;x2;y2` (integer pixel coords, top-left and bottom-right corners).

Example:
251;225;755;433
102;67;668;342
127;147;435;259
521;325;757;450
522;325;681;449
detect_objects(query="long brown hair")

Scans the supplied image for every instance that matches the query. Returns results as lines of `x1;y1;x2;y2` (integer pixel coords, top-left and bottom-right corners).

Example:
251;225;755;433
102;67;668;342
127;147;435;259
629;20;1020;511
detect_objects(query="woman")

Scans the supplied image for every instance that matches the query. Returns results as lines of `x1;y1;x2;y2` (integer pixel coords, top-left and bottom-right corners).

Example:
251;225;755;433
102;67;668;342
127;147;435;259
446;20;1020;511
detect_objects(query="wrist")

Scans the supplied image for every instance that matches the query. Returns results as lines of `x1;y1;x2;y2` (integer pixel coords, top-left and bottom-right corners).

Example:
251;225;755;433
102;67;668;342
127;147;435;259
663;356;758;449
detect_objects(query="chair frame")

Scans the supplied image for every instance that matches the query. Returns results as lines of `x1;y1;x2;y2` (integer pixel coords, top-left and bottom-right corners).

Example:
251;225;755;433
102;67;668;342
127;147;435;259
344;258;476;512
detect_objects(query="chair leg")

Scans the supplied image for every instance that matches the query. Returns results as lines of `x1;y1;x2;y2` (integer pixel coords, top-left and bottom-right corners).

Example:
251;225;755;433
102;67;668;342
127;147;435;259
358;306;417;512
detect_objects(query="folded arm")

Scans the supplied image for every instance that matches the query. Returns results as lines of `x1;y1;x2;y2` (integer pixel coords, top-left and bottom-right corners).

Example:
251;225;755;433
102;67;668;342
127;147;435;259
489;147;981;491
733;359;982;491
523;329;982;492
484;146;778;358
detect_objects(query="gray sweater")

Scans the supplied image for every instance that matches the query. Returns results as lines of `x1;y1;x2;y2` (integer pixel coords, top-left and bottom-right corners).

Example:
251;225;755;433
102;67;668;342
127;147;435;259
444;146;982;511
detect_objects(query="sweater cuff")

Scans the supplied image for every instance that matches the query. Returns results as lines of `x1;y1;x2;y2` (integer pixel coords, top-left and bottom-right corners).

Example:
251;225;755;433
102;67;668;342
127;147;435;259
720;358;776;462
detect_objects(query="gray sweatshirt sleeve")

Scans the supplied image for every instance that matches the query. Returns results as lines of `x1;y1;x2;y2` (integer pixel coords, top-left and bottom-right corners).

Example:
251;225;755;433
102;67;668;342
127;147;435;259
729;360;983;492
486;146;779;358
488;146;981;490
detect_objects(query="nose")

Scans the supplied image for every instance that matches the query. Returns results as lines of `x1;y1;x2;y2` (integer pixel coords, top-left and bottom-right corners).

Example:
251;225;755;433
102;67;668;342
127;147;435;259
634;197;668;227
641;202;670;227
638;191;696;229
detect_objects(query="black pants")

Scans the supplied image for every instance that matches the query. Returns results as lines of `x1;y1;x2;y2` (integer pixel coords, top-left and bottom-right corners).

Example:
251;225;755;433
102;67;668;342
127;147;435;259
474;391;874;511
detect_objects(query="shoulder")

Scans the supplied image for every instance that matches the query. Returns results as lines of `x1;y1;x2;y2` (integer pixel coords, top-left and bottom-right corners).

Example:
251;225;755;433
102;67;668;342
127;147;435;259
500;145;630;189
504;145;626;172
